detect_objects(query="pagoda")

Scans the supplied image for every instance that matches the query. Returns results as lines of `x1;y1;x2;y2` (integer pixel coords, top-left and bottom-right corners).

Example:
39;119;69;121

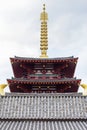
7;4;81;93
0;4;87;130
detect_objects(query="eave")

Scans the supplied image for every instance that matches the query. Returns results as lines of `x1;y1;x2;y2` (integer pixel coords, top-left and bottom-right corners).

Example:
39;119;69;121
10;56;78;64
7;78;81;85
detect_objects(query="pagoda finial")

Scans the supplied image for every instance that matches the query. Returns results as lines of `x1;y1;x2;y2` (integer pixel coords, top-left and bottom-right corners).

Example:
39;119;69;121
40;4;48;58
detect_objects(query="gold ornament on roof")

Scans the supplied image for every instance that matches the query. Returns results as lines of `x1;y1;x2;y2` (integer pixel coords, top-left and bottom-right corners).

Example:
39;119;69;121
40;4;48;58
80;84;87;96
0;84;7;96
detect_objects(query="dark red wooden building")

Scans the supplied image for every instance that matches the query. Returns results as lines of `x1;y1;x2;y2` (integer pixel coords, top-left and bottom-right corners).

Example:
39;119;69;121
7;56;81;93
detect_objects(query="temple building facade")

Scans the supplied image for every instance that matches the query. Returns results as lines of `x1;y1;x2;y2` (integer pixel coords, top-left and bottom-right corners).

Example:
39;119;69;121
0;4;87;130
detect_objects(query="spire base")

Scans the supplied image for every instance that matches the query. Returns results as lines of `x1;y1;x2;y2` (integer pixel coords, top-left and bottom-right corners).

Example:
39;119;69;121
40;55;48;58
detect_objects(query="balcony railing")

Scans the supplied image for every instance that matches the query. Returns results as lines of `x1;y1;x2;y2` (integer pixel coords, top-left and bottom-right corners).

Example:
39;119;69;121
27;74;61;79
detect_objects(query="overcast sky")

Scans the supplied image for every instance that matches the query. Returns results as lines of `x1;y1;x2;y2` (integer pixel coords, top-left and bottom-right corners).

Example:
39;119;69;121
0;0;87;92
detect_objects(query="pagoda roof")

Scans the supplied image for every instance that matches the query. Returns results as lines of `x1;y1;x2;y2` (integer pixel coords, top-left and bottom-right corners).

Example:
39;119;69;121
10;56;78;80
10;56;78;63
7;78;81;85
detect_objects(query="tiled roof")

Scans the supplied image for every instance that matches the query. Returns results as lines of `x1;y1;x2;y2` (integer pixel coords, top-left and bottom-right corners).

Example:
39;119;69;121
10;56;78;63
0;120;87;130
0;93;87;120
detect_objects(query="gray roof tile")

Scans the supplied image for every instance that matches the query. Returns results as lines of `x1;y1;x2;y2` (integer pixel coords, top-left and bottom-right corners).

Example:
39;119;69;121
0;93;87;120
12;56;76;61
0;121;87;130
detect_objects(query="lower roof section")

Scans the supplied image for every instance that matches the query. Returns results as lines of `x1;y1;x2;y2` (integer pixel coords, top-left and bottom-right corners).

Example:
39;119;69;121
7;78;81;93
0;93;87;120
0;120;87;130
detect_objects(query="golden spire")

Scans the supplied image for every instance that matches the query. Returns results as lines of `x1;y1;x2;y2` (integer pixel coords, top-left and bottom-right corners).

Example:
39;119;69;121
40;4;48;58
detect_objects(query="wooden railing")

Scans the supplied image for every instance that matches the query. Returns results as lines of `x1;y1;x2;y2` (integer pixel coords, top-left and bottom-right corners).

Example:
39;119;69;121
27;74;61;79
